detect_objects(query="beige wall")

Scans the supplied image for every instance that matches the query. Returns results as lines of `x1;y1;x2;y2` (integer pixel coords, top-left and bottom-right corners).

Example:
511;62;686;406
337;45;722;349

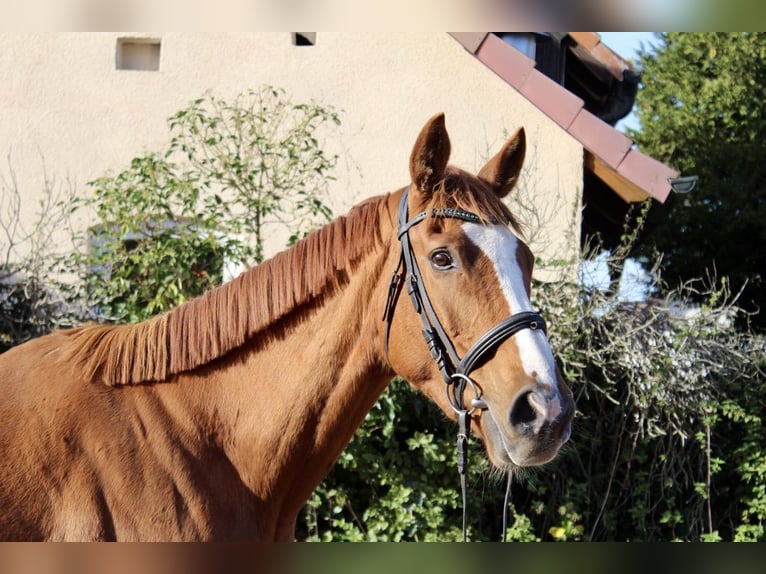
0;32;582;280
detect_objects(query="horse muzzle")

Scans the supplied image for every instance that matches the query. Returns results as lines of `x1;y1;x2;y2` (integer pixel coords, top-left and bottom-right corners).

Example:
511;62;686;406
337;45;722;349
482;383;574;469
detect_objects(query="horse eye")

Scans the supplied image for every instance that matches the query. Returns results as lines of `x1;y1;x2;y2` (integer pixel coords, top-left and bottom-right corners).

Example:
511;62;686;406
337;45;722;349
430;249;455;270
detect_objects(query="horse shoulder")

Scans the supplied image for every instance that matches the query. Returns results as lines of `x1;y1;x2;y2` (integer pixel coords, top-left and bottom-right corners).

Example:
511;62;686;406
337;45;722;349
0;332;174;539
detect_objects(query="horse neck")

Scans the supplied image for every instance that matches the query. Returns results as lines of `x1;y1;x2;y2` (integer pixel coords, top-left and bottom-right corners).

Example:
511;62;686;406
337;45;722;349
167;194;400;531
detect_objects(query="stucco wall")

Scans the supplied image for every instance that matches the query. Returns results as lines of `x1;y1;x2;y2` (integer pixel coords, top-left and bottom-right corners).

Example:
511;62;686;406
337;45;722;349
0;32;582;280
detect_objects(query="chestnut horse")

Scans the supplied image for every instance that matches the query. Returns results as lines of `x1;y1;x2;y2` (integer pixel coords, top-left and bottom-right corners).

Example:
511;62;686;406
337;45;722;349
0;114;574;541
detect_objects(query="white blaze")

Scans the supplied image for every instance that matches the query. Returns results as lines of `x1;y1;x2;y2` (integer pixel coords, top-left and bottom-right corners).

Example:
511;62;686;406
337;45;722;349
462;223;559;394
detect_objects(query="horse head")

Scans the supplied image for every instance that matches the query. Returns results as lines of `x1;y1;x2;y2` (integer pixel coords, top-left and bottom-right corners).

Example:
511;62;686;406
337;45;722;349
385;113;574;470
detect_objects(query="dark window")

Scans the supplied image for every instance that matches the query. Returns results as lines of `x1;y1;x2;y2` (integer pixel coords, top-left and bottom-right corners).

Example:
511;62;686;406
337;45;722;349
292;33;316;46
116;38;161;71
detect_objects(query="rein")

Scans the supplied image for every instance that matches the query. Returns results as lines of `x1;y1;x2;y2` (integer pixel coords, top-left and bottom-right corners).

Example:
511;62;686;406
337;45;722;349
382;186;546;542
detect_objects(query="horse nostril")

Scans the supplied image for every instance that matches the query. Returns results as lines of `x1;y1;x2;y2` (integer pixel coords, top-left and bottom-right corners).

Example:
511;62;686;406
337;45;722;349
509;390;538;427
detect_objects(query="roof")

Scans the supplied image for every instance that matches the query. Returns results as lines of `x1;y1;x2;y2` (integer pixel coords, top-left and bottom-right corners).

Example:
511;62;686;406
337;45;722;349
450;33;678;204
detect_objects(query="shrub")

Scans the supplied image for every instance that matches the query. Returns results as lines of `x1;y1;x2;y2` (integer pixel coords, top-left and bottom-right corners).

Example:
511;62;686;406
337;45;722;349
64;87;339;323
298;255;766;541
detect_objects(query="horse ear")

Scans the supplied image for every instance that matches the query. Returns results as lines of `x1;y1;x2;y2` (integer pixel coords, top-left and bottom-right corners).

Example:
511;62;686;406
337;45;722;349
478;127;526;198
409;113;451;198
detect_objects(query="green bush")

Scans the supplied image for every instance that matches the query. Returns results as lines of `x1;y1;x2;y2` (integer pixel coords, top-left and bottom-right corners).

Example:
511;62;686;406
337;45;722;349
1;161;77;350
0;270;69;352
297;263;766;542
64;86;339;323
66;153;239;323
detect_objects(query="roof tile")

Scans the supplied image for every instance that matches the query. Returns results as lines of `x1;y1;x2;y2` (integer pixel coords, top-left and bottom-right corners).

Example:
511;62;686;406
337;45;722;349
617;150;679;202
569;109;632;169
568;32;601;50
475;33;536;89
449;33;489;54
518;70;584;130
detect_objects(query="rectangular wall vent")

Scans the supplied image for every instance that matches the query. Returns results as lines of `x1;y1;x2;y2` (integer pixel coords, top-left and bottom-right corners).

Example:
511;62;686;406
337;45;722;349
116;38;161;71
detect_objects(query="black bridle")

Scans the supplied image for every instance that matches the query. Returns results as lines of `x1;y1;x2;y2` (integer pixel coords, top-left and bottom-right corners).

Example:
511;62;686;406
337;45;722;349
382;186;547;541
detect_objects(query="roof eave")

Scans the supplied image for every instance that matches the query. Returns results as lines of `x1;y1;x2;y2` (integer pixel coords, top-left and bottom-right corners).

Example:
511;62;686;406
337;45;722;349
449;32;677;204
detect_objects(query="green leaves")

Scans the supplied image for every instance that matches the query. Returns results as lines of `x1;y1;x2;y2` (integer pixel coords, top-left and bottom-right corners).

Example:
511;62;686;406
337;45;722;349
166;87;339;264
64;151;230;323
65;86;340;323
300;381;503;542
297;249;766;541
632;33;766;329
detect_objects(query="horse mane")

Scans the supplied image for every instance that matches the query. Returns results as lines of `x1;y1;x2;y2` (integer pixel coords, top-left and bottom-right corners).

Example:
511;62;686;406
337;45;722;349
62;167;520;387
63;195;387;386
